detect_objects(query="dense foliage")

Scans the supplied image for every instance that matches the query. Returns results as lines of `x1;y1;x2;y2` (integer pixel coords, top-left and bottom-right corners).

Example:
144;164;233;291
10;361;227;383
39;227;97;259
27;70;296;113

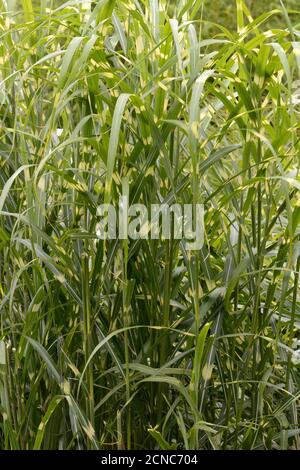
0;0;300;450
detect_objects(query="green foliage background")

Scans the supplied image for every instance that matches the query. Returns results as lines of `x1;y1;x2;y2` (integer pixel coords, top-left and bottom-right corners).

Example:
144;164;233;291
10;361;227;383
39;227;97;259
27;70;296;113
0;0;300;451
202;0;298;30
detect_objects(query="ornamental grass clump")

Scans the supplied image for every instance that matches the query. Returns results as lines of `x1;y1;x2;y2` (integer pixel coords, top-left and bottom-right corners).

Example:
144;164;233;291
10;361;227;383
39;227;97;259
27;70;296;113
0;0;300;450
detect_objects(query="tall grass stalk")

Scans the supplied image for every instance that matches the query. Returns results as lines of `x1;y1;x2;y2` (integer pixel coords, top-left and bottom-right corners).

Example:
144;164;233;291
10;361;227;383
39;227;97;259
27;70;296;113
0;0;300;450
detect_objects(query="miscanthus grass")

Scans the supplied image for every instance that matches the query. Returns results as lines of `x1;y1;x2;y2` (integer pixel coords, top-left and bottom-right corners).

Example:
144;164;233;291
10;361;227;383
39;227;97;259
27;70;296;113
0;0;300;450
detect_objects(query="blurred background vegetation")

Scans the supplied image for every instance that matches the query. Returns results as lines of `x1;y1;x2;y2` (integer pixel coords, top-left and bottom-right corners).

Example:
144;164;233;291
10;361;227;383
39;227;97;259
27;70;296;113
6;1;300;34
7;0;300;21
201;0;299;35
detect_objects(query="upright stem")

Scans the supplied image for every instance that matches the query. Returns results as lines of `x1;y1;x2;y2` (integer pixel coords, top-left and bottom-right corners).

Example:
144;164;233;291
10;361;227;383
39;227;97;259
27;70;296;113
81;248;95;447
122;177;131;449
